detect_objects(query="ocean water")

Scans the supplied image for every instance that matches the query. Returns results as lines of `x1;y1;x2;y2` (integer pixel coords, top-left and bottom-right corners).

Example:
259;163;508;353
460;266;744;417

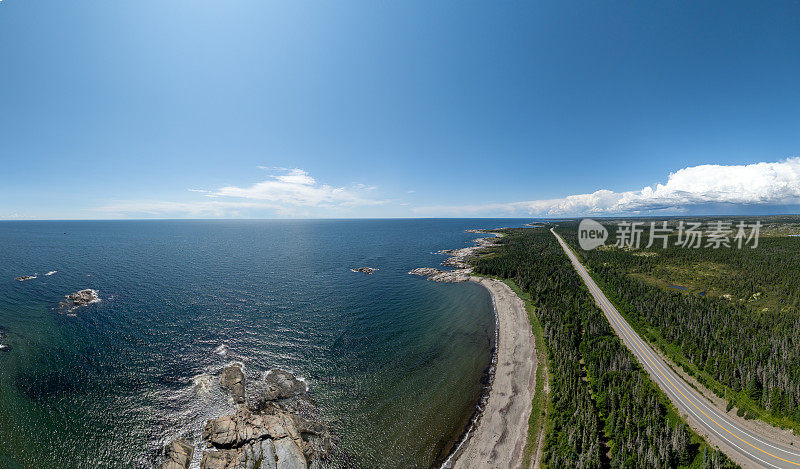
0;219;524;468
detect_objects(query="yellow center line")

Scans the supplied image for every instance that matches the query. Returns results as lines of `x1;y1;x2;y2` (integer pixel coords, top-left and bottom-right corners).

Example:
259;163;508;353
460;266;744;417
554;231;800;467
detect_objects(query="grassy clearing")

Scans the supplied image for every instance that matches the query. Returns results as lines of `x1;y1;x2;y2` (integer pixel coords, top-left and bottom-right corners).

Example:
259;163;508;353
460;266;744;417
629;261;787;312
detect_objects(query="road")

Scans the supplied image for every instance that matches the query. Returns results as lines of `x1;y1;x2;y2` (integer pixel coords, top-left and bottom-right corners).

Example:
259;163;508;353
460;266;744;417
552;228;800;469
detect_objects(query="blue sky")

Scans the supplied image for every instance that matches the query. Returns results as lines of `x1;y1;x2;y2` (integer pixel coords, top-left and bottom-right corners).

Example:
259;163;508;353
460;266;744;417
1;1;799;219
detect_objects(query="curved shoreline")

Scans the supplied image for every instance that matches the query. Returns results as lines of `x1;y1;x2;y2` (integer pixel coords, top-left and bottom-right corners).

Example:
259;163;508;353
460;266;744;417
438;278;500;469
412;230;538;469
447;276;537;469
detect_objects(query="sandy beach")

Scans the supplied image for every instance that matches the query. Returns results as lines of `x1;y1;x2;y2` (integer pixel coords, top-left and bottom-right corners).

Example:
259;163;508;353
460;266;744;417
410;231;541;468
449;276;538;469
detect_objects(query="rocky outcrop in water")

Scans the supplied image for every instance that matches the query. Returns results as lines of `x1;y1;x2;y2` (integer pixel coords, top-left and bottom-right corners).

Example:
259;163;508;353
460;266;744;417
350;267;378;274
14;275;36;282
161;439;194;469
58;289;100;314
200;408;308;468
221;364;246;405
262;369;308;401
162;367;330;469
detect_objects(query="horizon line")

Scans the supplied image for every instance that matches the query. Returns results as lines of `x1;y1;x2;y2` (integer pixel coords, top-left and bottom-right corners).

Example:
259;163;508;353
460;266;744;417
2;214;799;222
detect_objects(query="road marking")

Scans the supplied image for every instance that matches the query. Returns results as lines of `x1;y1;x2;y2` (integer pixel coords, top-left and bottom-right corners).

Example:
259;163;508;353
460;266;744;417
552;229;800;468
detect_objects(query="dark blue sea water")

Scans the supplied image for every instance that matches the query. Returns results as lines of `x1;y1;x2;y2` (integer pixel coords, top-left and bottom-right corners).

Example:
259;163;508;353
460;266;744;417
0;219;526;468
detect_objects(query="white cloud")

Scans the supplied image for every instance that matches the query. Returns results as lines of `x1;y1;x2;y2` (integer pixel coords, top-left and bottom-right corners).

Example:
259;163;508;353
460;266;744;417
96;200;298;217
92;158;800;219
0;212;29;220
212;168;383;207
97;168;385;217
257;165;290;172
414;157;800;216
272;168;316;185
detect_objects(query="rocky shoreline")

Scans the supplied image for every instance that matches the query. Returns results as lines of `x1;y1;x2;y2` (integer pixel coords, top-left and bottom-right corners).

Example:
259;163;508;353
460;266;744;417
161;365;330;469
408;231;503;283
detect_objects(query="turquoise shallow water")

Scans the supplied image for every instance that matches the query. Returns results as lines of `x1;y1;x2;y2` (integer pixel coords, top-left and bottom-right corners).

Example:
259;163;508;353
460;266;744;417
0;219;525;468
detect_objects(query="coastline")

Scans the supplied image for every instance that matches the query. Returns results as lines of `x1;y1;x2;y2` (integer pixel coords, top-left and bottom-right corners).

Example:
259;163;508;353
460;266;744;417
438;276;500;468
412;231;539;469
448;276;537;469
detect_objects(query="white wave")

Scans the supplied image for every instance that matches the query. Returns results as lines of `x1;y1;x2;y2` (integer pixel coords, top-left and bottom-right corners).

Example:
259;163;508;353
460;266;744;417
193;373;214;396
224;361;245;372
45;271;57;276
214;343;229;356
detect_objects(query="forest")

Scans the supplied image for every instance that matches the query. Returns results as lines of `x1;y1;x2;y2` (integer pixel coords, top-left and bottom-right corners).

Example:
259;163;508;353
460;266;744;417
557;217;800;431
473;227;736;468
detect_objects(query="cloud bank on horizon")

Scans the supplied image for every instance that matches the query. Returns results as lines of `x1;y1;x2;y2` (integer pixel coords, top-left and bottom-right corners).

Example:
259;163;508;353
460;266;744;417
90;158;800;219
96;168;387;218
414;157;800;217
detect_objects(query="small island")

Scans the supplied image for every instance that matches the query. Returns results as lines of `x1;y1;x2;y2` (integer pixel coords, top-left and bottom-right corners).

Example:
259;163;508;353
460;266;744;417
58;289;100;314
14;275;37;282
350;266;378;274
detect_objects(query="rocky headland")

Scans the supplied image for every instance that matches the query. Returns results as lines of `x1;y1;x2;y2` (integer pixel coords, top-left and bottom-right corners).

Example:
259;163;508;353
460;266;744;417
408;231;503;283
408;267;471;283
162;364;330;469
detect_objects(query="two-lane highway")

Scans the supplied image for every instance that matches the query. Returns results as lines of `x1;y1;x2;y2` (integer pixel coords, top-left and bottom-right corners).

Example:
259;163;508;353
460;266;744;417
552;228;800;469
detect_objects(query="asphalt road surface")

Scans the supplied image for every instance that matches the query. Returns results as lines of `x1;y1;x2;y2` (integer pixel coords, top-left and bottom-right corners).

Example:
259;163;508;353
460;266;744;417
552;228;800;469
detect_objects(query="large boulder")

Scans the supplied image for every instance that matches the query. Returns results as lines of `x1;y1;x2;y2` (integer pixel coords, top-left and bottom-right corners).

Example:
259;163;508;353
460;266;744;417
161;439;194;469
274;438;307;469
200;439;278;469
253;439;278;469
202;409;298;449
200;449;238;469
262;370;307;401
192;368;328;469
221;364;246;404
